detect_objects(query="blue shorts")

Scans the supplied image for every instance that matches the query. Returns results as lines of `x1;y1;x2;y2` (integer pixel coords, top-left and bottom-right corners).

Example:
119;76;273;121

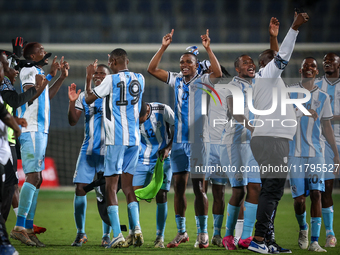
104;145;139;176
289;156;325;198
324;142;340;180
205;143;226;184
19;132;48;174
73;152;104;184
133;157;172;191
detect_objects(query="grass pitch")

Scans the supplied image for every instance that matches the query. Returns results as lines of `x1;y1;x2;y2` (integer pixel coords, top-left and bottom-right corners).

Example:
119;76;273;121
5;190;340;254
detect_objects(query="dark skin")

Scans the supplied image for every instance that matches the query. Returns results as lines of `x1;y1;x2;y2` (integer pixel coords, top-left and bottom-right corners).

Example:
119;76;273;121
68;65;110;196
321;53;340;209
84;56;138;207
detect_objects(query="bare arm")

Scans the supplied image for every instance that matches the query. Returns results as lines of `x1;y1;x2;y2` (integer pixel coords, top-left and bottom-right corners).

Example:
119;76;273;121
49;57;69;99
24;74;47;103
331;115;340;122
1;111;21;139
322;119;340;174
68;83;82;126
85;60;99;104
201;29;222;81
227;96;254;133
147;29;174;83
269;17;279;52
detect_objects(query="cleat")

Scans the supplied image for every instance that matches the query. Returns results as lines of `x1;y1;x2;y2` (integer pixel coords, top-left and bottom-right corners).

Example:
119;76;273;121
198;233;209;249
133;227;144;247
121;234;134;248
194;236;199;248
248;240;269;254
223;235;237;250
10;229;36;246
101;236;110;247
308;241;327;252
325;235;337;248
154;237;165;248
211;235;223;247
167;232;189;248
33;224;46;234
238;236;253;249
28;232;46;247
0;244;19;255
107;233;125;248
298;224;309;249
267;240;292;253
71;233;88;247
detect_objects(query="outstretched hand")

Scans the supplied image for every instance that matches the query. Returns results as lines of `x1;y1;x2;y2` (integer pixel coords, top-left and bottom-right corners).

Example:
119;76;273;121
162;29;174;47
291;12;309;31
87;59;98;77
201;29;210;49
60;56;70;78
68;83;81;102
269;17;280;37
49;56;60;77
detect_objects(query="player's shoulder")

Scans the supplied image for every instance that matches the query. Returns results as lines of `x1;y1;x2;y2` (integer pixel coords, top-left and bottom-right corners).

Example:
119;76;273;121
150;102;166;112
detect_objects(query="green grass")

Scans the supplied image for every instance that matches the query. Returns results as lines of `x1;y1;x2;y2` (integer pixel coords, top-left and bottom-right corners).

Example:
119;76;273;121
5;190;340;254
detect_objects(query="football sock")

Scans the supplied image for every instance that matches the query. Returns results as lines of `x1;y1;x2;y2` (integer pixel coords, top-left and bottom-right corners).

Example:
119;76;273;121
295;211;308;230
213;214;223;236
128;202;141;230
107;205;121;237
235;219;244;239
26;188;40;229
128;207;133;231
196;215;208;233
74;195;87;233
311;217;321;243
16;182;36;228
195;215;200;236
225;203;240;236
175;215;186;233
102;221;111;237
13;207;18;217
156;202;167;238
242;201;258;239
322;206;335;236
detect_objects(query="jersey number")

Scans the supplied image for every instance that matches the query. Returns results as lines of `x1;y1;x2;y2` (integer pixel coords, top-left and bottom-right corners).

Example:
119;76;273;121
116;80;141;106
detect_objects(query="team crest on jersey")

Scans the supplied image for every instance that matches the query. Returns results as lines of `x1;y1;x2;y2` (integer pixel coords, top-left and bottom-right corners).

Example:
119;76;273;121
235;173;243;182
313;100;321;109
291;185;297;194
157;121;162;128
336;90;340;97
283;157;287;164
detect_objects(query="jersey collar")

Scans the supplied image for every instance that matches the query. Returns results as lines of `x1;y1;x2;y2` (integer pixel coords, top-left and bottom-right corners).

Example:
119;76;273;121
324;75;340;86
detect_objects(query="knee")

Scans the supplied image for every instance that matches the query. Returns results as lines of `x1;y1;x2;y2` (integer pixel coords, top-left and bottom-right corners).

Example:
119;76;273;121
156;190;167;203
75;184;86;196
294;196;306;207
310;190;321;202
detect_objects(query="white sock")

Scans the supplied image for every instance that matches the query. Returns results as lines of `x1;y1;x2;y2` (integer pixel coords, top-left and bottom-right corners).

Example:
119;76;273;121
13;207;18;217
235;219;244;239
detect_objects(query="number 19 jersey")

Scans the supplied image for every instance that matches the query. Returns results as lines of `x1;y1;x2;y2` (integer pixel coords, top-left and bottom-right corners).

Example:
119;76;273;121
93;70;145;146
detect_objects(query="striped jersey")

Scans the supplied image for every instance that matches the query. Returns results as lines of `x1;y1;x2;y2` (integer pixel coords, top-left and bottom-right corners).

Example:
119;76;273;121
139;102;175;164
75;92;105;155
315;75;340;144
166;71;212;143
222;76;253;144
289;83;333;157
93;70;144;146
17;66;50;133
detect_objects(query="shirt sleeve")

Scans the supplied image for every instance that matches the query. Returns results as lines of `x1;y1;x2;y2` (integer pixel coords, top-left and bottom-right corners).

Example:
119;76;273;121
260;28;299;79
166;71;179;88
163;104;175;126
75;92;84;111
20;67;36;87
93;75;112;98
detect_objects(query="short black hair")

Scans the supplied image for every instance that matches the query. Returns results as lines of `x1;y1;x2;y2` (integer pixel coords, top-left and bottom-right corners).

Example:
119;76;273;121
97;64;111;74
109;48;128;64
182;52;198;63
221;65;231;77
139;101;148;118
301;57;318;67
258;49;275;67
234;54;249;68
23;42;39;60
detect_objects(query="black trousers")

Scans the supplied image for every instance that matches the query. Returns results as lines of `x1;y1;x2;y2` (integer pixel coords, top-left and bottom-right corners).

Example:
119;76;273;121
250;136;289;238
0;163;10;245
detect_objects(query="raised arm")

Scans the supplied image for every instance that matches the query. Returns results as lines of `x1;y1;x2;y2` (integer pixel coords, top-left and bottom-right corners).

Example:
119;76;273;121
147;29;174;82
85;60;99;104
201;29;222;81
68;83;82;126
269;17;280;52
1;87;37;109
49;56;69;99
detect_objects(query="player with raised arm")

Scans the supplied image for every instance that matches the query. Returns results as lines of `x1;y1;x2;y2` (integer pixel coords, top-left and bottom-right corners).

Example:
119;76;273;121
248;12;309;254
68;64;112;247
315;53;340;248
128;101;174;248
147;29;222;249
85;49;145;248
288;57;339;252
10;42;69;247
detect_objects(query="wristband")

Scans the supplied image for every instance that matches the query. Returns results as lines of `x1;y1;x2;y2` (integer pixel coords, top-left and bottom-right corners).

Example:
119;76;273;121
46;74;53;81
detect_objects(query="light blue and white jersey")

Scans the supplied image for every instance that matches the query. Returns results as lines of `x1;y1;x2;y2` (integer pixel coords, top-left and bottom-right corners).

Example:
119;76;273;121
139;102;175;165
93;70;144;146
289;83;333;157
17;66;50;133
75;91;105;155
315;75;340;144
222;76;253;144
166;71;212;143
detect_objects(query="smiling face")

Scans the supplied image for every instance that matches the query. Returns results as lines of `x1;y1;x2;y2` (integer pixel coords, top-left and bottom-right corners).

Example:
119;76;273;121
30;43;48;65
93;66;110;86
323;53;340;76
300;58;319;80
235;55;256;79
180;53;198;80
